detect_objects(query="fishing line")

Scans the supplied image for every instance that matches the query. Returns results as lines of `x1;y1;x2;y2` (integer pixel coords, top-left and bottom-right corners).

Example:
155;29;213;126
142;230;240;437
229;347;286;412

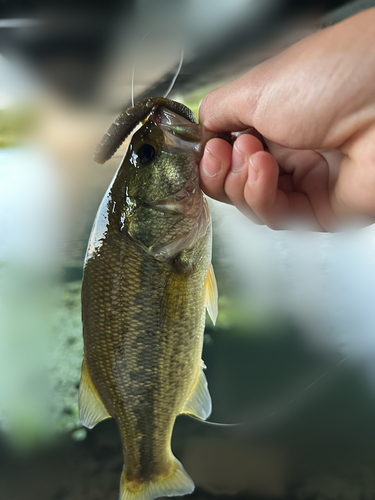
163;46;184;99
131;32;184;107
191;354;350;428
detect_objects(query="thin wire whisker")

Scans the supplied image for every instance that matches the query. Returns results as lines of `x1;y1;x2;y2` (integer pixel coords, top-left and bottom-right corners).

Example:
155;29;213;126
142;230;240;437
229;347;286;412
194;355;350;428
131;33;184;106
164;46;184;99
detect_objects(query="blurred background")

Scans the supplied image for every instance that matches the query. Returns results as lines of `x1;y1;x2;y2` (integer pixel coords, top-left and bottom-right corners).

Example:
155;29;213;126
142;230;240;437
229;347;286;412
1;0;375;499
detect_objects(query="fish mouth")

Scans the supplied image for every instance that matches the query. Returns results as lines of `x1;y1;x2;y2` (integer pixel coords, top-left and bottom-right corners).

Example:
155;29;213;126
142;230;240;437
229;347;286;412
150;106;218;155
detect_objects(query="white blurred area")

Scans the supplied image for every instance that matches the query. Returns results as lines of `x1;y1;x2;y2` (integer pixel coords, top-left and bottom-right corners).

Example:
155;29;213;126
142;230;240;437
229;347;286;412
213;200;375;386
0;55;66;442
0;54;37;108
0;50;121;443
0;148;63;262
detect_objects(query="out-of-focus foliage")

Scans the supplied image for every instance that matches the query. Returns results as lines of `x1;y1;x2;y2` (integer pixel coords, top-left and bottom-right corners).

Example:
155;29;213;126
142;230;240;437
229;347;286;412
49;281;84;436
0;276;84;447
214;295;282;333
0;107;37;148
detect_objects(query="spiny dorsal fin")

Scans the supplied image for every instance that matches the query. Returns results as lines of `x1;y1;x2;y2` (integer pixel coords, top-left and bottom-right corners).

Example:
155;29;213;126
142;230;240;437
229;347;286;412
181;365;212;420
79;361;111;429
205;263;218;325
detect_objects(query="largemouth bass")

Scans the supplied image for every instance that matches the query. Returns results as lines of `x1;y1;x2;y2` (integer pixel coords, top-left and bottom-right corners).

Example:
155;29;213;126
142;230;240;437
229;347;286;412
79;97;218;500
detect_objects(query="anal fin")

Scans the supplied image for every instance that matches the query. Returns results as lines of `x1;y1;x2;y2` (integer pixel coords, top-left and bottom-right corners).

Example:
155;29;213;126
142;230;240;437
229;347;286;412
79;360;111;429
205;263;218;325
181;365;212;420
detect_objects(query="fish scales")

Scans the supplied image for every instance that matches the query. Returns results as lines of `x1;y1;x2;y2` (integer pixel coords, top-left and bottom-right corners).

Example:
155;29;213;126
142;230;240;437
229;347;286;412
79;98;218;500
83;220;210;480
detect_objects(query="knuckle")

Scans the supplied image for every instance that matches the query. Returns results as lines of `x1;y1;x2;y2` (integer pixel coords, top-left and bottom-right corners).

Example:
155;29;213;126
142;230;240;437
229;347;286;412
199;91;219;127
199;93;213;116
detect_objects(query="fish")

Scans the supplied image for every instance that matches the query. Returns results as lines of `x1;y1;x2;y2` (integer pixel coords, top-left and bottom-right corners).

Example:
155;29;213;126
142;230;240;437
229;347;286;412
79;97;218;500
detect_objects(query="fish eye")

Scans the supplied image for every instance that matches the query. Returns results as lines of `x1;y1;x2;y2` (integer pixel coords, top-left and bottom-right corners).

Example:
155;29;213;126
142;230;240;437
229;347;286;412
137;143;156;164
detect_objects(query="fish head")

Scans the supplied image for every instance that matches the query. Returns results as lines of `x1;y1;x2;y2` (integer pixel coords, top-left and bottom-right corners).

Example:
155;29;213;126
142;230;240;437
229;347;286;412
90;99;215;262
125;106;205;207
119;105;212;260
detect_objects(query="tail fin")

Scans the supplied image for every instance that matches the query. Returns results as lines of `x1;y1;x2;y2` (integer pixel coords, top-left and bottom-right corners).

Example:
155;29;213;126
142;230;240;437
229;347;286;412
120;458;194;500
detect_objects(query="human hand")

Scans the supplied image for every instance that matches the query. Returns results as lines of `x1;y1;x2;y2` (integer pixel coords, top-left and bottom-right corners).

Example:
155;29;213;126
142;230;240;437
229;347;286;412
199;8;375;231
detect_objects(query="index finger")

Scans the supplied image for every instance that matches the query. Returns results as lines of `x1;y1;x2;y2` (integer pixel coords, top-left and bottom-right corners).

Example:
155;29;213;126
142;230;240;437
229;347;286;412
199;70;265;133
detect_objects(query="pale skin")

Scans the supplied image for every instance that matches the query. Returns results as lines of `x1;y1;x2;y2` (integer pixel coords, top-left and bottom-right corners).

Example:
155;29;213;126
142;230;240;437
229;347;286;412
199;8;375;231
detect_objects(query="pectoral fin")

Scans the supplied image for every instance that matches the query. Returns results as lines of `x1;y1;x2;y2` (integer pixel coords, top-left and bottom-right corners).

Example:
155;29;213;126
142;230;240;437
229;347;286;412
205;263;218;325
79;361;111;429
181;366;212;420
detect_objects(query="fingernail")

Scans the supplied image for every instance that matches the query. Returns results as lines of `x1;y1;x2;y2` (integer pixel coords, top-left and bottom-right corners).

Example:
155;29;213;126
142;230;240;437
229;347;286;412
248;155;259;185
232;143;245;172
202;148;221;177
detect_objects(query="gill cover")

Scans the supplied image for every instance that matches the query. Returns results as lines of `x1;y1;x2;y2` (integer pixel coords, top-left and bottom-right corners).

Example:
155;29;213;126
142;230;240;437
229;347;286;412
94;97;197;165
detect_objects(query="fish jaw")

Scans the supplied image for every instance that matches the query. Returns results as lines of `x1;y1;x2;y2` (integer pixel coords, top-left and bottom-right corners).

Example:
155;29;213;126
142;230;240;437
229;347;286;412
147;195;211;262
122;106;213;262
154;106;217;157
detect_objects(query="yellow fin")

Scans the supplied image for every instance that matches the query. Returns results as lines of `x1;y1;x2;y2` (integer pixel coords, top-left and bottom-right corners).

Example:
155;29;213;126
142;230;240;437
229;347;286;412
181;366;212;420
78;361;111;429
120;458;194;500
205;263;218;325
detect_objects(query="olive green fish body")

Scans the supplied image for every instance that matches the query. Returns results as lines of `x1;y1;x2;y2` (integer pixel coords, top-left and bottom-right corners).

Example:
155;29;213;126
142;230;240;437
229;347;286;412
79;99;217;500
82;214;211;476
